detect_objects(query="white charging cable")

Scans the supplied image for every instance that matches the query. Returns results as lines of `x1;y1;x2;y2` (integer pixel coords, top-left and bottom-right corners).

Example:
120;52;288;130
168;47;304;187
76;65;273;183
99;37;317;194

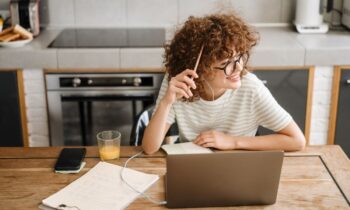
120;151;167;205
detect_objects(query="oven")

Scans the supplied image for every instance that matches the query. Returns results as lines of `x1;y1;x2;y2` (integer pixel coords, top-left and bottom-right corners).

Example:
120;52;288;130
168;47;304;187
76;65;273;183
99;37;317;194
46;73;164;146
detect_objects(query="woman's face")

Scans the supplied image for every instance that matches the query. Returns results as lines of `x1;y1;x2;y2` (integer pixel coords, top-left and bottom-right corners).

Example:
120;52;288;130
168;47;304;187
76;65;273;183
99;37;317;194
205;51;244;90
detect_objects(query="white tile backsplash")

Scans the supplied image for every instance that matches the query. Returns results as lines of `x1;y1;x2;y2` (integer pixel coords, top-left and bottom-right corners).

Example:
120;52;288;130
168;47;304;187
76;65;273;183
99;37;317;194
74;0;127;27
39;0;295;27
25;93;46;108
178;0;223;24
26;108;48;122
29;135;50;147
309;133;328;145
23;69;50;146
24;80;45;94
40;0;75;27
22;69;44;80
57;49;120;68
127;0;178;27
313;91;332;106
311;105;330;119
120;48;164;68
230;0;282;23
308;66;334;145
28;122;49;136
281;0;296;23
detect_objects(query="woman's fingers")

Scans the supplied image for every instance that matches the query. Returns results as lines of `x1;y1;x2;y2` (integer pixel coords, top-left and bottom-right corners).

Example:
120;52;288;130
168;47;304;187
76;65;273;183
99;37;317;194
202;142;214;148
172;79;193;97
170;79;187;91
194;136;213;146
182;69;199;79
183;76;197;90
175;88;190;98
168;69;198;100
197;131;215;139
176;69;198;89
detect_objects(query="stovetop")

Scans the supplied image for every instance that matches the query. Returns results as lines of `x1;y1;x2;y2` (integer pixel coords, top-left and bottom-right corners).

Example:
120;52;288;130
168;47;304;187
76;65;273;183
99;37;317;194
48;28;166;48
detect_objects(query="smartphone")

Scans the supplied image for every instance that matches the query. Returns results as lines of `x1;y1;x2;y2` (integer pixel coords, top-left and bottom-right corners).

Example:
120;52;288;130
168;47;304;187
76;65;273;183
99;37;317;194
54;148;86;171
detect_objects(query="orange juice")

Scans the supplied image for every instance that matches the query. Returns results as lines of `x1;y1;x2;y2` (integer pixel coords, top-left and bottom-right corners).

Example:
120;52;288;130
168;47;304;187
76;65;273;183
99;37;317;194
99;146;120;160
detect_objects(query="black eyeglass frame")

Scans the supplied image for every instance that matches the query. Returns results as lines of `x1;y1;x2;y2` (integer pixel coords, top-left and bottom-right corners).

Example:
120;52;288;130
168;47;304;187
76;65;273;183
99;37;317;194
213;54;246;76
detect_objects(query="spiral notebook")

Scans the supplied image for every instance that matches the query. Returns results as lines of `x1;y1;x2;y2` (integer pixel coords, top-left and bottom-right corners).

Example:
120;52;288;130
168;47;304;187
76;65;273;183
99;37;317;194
41;162;159;210
161;142;213;155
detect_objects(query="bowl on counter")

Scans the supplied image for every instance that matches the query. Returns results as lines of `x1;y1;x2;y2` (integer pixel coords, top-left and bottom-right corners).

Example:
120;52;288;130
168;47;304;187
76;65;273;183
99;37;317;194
0;38;33;48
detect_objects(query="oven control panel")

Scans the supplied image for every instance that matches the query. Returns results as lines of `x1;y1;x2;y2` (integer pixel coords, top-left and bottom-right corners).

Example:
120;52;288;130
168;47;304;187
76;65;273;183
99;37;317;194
60;76;153;87
46;73;164;91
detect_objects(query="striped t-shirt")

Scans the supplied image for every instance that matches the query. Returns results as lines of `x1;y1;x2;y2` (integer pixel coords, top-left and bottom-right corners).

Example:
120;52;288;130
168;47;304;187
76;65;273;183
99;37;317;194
154;72;292;142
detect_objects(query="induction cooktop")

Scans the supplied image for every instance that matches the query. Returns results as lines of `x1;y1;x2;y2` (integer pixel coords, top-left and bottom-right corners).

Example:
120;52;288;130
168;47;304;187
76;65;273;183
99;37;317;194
48;28;166;48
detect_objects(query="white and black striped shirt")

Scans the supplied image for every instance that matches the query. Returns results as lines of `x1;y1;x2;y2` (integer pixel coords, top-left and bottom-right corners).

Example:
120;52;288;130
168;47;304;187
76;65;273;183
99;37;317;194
154;72;292;142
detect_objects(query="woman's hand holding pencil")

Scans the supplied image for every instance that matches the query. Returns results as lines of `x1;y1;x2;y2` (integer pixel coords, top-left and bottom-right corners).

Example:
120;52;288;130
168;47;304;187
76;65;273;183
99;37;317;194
162;46;204;105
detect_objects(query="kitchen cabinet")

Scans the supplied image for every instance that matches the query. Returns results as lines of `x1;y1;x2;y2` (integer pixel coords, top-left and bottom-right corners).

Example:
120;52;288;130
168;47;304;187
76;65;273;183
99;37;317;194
252;67;314;143
0;70;28;147
329;67;350;158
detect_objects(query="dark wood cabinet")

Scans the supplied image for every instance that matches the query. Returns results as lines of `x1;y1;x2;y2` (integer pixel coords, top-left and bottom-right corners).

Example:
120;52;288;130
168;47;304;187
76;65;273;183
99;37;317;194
329;67;350;157
0;70;28;147
252;68;314;142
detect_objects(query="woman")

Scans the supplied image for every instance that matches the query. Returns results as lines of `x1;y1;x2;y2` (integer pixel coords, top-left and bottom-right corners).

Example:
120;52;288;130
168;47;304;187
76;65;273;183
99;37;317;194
142;13;305;154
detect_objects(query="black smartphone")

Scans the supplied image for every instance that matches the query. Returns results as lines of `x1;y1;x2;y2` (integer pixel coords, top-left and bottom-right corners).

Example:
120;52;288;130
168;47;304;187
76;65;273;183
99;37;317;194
54;148;86;171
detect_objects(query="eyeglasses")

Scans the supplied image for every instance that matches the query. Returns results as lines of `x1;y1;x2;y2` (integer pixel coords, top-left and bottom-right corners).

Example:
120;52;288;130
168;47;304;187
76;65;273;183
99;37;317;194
213;54;245;76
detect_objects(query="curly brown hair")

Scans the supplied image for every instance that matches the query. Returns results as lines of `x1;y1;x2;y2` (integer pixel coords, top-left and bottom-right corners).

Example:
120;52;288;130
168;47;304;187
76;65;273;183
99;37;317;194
163;13;259;101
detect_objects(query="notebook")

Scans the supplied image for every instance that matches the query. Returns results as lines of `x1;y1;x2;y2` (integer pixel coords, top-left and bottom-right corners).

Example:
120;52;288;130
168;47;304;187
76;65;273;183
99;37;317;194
161;142;213;155
41;162;159;210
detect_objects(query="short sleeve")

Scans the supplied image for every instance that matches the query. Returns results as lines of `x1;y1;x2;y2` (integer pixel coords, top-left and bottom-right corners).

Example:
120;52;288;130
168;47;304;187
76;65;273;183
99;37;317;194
153;73;176;125
254;83;292;132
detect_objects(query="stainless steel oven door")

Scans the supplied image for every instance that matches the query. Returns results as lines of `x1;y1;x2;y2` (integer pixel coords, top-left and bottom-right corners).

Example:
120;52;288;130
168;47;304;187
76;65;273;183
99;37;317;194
47;90;156;146
46;73;163;146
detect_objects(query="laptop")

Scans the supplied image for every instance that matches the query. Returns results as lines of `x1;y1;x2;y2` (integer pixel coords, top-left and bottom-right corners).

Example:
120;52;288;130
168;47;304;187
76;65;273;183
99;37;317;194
165;150;284;208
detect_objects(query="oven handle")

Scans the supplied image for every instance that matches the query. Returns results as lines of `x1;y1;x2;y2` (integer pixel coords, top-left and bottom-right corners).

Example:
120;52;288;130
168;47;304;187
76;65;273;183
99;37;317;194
53;90;158;98
60;93;155;98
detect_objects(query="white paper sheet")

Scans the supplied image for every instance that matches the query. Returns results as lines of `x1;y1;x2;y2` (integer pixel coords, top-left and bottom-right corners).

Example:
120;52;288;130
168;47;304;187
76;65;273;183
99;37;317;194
42;162;159;210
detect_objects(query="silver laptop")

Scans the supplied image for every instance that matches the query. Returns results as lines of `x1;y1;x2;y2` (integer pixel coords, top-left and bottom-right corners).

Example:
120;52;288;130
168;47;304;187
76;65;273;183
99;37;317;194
165;150;284;208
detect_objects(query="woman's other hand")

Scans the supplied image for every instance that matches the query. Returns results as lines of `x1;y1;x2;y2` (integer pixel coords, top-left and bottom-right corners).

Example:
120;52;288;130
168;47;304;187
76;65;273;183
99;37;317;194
162;69;198;105
193;130;236;150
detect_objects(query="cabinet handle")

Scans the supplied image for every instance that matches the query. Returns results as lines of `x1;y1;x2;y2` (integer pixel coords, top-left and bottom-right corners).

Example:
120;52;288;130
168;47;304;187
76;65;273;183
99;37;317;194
262;80;268;85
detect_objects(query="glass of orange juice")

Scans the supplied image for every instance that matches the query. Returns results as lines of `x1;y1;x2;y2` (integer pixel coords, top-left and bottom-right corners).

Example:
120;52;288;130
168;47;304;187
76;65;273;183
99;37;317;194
97;130;121;161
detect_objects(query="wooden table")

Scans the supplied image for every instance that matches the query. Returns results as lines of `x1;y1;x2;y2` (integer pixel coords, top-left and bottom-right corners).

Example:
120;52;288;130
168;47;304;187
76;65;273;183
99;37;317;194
0;146;349;209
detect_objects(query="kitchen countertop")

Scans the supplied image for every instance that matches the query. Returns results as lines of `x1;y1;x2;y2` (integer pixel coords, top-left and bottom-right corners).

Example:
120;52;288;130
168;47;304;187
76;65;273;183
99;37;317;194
0;145;349;209
0;26;350;69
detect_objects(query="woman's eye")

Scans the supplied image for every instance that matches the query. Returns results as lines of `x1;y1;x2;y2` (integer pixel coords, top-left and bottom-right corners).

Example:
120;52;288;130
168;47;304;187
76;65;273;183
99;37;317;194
221;61;229;66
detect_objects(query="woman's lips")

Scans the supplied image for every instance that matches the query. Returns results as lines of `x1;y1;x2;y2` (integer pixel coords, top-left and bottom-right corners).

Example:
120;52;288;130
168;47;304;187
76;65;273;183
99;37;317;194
226;75;240;82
